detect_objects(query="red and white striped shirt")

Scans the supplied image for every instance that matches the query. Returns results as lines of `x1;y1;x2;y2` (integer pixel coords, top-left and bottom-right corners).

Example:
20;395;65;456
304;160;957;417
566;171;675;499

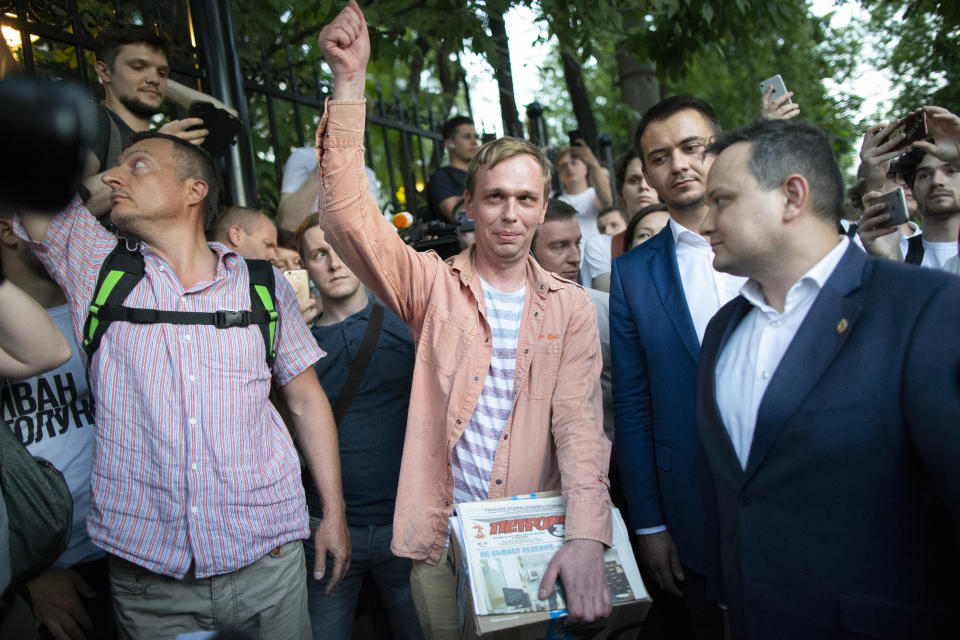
16;202;324;578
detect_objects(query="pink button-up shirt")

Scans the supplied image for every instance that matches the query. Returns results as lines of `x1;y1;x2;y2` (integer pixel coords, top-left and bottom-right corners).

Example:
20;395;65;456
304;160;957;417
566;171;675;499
16;204;323;578
316;99;612;563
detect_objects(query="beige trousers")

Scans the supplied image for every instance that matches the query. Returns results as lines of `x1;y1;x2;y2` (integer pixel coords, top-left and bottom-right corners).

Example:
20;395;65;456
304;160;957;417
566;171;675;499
109;540;310;640
409;547;461;639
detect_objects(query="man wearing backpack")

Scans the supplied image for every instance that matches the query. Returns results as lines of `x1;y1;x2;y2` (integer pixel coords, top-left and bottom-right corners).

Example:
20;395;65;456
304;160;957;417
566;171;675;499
16;131;349;639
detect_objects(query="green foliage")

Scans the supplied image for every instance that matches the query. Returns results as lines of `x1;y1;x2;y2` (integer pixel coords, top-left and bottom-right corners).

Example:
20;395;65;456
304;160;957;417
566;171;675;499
534;2;863;175
861;1;959;119
663;8;865;175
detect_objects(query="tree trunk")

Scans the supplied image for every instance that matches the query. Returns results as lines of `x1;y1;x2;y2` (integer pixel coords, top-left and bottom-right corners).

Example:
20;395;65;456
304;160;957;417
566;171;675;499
435;44;465;121
615;48;661;146
560;47;599;150
487;11;523;138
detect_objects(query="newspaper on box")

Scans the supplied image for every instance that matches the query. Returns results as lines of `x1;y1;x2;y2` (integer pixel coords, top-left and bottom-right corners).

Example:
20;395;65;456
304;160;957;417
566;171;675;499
452;494;645;617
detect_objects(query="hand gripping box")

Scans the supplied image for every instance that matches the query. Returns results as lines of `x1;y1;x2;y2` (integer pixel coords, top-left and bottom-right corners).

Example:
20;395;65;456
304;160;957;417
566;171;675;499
449;492;651;640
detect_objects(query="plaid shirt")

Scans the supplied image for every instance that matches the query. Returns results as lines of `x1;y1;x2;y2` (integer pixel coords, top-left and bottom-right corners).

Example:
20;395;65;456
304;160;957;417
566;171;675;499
16;202;324;578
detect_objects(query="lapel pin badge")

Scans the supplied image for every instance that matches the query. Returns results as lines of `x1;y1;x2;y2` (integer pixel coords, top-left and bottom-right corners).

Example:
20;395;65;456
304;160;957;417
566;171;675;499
836;318;848;334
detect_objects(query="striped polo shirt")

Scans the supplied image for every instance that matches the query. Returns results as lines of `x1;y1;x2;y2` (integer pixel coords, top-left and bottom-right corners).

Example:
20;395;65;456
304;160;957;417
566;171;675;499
452;278;525;503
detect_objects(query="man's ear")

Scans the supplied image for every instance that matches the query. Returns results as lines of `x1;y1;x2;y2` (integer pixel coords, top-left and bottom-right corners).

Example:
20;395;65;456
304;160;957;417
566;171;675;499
782;174;810;223
227;224;244;248
94;60;111;86
463;190;474;220
184;178;210;215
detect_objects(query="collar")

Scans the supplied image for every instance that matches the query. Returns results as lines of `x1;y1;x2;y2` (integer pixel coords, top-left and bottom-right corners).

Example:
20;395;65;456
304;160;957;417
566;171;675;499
669;217;710;249
448;245;562;298
740;236;850;314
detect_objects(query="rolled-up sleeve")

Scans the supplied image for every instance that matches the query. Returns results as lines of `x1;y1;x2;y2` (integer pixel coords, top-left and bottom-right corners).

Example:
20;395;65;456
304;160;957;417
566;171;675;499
552;287;612;546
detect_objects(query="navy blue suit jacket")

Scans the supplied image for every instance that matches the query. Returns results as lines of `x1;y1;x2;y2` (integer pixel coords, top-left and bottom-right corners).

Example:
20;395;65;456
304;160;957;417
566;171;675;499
697;245;960;639
610;225;708;574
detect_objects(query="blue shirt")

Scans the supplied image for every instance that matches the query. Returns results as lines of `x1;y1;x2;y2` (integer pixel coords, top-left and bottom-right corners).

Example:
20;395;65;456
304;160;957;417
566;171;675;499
308;298;415;525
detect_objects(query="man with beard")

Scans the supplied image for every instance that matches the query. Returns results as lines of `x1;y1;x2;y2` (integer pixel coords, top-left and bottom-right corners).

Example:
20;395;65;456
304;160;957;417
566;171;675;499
82;24;231;216
610;96;735;639
15;132;349;639
858;107;960;272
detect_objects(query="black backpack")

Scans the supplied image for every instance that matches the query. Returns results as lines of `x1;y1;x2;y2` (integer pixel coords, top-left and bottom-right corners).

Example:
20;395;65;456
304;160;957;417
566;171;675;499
82;241;279;368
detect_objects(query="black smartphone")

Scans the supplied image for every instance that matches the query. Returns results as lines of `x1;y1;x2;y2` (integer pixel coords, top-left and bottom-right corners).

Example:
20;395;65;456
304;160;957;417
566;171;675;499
186;101;243;156
884;111;928;152
567;129;583;147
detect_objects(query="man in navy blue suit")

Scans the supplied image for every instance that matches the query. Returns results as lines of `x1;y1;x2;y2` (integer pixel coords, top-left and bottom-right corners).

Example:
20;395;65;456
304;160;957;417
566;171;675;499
610;96;736;639
697;117;960;639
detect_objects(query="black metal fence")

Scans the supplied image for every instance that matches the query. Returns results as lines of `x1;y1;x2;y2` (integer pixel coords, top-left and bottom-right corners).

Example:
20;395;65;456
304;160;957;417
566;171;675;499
2;0;450;217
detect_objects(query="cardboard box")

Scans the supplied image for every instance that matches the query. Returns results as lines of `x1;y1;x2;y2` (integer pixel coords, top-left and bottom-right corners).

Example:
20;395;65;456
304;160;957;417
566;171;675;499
450;493;651;640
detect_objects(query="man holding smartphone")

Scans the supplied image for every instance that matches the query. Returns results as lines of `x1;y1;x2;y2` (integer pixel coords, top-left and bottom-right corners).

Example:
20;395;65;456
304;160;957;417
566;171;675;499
83;24;235;217
858;106;960;272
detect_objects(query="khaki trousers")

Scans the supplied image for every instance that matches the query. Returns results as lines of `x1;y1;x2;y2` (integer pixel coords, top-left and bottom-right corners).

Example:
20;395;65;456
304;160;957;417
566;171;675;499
409;547;460;639
109;540;310;640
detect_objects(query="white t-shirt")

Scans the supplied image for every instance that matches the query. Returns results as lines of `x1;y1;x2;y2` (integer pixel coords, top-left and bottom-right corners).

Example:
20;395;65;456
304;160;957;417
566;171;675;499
1;305;100;566
920;239;959;271
557;187;600;275
452;279;525;504
281;146;381;212
582;233;613;286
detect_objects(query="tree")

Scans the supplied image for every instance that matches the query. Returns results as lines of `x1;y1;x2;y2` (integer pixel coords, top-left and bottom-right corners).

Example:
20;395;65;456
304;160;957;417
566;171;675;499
860;0;959;119
533;1;863;175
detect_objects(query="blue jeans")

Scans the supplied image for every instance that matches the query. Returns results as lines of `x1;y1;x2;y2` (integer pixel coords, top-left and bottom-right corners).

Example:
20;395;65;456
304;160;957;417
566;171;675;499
304;519;423;640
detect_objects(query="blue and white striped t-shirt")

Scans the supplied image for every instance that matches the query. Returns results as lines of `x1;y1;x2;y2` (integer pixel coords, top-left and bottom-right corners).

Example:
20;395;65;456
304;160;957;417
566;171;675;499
452;278;526;503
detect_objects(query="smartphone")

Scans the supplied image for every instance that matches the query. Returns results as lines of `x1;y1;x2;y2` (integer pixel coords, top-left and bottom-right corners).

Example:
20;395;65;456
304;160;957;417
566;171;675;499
759;75;791;105
877;187;909;228
186;100;243;156
887;111;929;152
567;129;584;147
283;269;312;308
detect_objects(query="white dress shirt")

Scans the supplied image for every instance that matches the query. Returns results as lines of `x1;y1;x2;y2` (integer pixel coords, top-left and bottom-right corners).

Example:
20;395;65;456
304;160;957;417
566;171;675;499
715;237;850;468
670;218;746;343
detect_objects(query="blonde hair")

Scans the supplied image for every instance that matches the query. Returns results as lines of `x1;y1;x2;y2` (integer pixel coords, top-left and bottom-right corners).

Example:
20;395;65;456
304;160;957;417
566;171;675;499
465;137;553;199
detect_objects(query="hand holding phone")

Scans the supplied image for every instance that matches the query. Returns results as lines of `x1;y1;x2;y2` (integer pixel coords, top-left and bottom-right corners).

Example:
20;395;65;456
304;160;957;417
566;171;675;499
186;101;243;156
882;111;929;153
759;75;799;120
876;187;910;228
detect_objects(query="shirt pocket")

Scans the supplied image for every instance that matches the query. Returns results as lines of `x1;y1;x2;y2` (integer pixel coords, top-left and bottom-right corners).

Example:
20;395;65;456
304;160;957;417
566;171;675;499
529;342;561;399
418;304;473;376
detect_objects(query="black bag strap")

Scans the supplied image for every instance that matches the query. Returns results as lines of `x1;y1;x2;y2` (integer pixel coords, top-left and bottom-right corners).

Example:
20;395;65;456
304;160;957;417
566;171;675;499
83;244;279;369
331;304;384;426
245;259;279;369
905;234;924;265
82;242;144;359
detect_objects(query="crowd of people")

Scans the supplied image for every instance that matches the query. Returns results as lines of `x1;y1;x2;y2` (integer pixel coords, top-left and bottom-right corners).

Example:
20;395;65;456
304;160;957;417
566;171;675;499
1;2;958;640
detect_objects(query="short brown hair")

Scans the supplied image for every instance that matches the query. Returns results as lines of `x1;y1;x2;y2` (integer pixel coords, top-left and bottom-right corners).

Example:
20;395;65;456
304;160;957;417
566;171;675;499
465;137;552;200
95;23;172;69
294;213;320;263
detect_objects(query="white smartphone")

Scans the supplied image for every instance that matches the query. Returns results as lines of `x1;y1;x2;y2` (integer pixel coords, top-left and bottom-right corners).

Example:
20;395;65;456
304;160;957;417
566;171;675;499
877;187;909;228
759;74;791;105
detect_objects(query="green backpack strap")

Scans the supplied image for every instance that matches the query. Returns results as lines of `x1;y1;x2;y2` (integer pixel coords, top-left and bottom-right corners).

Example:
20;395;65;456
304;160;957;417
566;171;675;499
244;259;278;369
82;242;145;360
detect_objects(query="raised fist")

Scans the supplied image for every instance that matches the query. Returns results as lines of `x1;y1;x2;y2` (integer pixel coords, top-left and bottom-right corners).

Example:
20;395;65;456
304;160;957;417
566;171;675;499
318;0;370;100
